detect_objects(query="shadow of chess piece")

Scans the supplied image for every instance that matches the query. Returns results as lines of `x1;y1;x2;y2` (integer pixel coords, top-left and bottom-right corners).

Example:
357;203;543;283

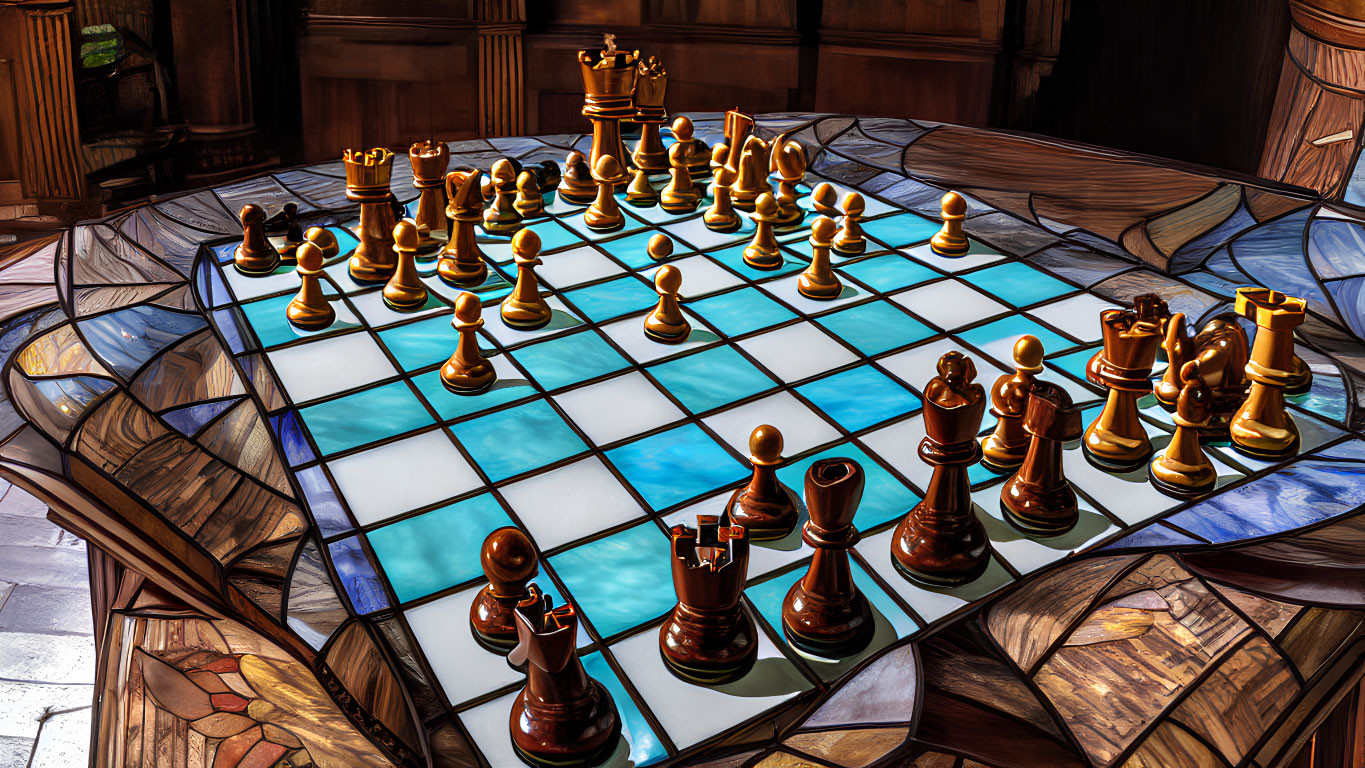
660;516;757;684
782;457;874;658
1083;295;1164;472
509;585;620;768
470;527;537;652
286;241;334;331
345;147;400;284
1231;287;1304;459
1150;360;1218;497
644;264;690;343
930;191;969;256
410;140;450;253
891;351;990;586
981;335;1044;472
439;169;489;287
1001;380;1084;535
726;425;798;541
797;217;841;300
502;229;553;330
442;292;497;394
233;203;280;276
384;219;429;311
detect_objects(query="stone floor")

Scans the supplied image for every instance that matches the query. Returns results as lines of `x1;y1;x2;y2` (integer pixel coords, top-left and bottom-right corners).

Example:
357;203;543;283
0;478;94;768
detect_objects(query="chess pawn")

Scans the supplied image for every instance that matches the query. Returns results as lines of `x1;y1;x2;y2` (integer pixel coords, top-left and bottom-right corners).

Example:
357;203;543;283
673;115;710;177
726;425;799;541
532;160;562;194
274;202;304;264
782;458;874;658
730;136;769;211
509;585;620;768
810;182;839;217
234;203;281;276
660;142;701;214
502;229;554;330
644;265;691;343
981;335;1044;471
1150;360;1217;497
703;166;741;233
584;155;626;232
772;141;805;228
484;159;523;235
798;217;842;300
1230;287;1304;458
709;143;729;176
1001;381;1084;535
384;219;430;311
646;233;674;262
442;293;498;394
469;527;537;650
514;170;545;218
743;193;783;270
409;139;450;253
832;192;867;255
930;191;969;256
891;351;990;586
557;151;597;206
286;241;334;331
626;168;658;207
438;169;488;287
303;226;339;260
1083;299;1164;471
345;147;399;284
660;517;757;684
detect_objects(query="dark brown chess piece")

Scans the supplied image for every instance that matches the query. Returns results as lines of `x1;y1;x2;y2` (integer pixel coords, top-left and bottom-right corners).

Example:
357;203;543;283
1156;311;1250;436
1154;311;1194;410
782;458;874;658
508;585;620;768
438;169;489;287
981;335;1044;472
233;203;281;276
558;151;597;206
1001;381;1084;535
1082;294;1164;471
891;351;990;586
726;425;798;541
469;527;537;651
265;202;304;264
1150;360;1217;497
533;160;562;194
659;516;756;684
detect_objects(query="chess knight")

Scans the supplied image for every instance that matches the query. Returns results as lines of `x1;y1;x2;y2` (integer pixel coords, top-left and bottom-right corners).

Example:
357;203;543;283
579;35;636;189
1155;311;1249;435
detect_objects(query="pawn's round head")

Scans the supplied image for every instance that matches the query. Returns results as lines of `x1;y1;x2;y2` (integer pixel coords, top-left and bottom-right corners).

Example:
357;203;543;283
776;141;806;176
304;225;338;254
749;424;783;465
941;191;967;217
671;115;694;141
593;154;622;181
647;233;674;261
1013;334;1045;373
654;264;682;295
566;150;586;168
392;218;420;251
491;158;515;183
711;143;729;165
239;203;264;225
755;192;778;217
296;241;324;271
282;202;298;216
811;182;837;210
516;170;537;192
841;191;865;217
512;228;542;259
810;216;837;245
481;526;538;586
454;291;483;324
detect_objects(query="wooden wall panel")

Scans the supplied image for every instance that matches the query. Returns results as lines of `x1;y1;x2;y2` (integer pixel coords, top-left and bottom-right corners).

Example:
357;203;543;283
815;48;996;125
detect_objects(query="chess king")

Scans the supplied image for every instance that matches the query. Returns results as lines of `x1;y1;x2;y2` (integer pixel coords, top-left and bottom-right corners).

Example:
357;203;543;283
579;34;636;189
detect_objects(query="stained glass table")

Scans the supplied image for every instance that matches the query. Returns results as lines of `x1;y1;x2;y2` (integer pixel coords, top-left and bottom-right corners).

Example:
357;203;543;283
3;113;1365;768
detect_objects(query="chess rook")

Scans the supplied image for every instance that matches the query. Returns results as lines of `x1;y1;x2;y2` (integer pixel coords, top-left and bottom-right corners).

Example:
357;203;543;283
660;517;757;684
578;39;635;189
469;527;537;651
502;229;554;329
832;192;866;255
981;335;1044;471
233;203;280;276
1150;360;1217;497
726;425;798;541
442;292;498;394
345;147;400;284
631;55;669;172
558;151;597;205
797;216;842;300
1231;287;1304;458
1001;380;1084;535
930;191;969;256
286;241;334;331
743;193;783;270
585;155;626;231
1083;295;1164;471
409;139;450;253
484;158;524;235
438;169;489;287
703;166;741;232
383;219;429;311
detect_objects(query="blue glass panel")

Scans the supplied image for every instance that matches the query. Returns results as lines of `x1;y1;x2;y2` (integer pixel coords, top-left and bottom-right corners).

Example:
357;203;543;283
1169;203;1257;274
299;381;434;455
512;331;629;390
647;345;776;414
297;465;352;537
777;445;919;530
328;536;390;614
860;213;940;248
162;399;238;436
30;375;114;418
211;307;252;354
1228;208;1332;320
957;315;1075;365
961;262;1074;309
606;423;747;510
1323;277;1365;340
450;399;587;481
816;301;935;356
410;366;537;422
1101;523;1202;551
269;410;315;466
1290;373;1349;423
838;255;939;293
688;286;796;337
78;305;208;378
797;366;920;433
376;314;463;372
549;522;674;637
562;276;659;323
367;493;514;602
580;652;667;766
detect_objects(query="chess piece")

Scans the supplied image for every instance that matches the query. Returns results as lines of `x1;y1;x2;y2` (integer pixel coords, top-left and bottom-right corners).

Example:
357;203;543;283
273;202;304;264
721;109;755;174
832;192;866;255
303;226;339;260
1230;287;1304;458
725;425;798;541
1193;315;1251;434
810;182;839;217
233;203;280;276
930;191;969;256
558;151;597;205
410;139;450;253
509;585;620;768
484;158;523;235
782;458;874;658
672;115;710;178
743;193;782;270
286;241;334;331
1286;353;1314;395
502;229;553;330
631;55;669;172
730;136;770;211
891;351;990;586
660;517;757;684
1083;295;1164;471
1155;312;1195;409
773;141;805;228
981;335;1045;472
384;219;429;311
1001;381;1084;535
533;160;562;194
584;155;626;232
1150;360;1217;497
644;265;690;343
660;142;701;214
798;217;841;300
646;233;674;262
709;143;729;176
438;169;489;287
703;166;741;233
626;168;658;206
442;292;498;394
469;526;536;650
578;36;635;189
345;147;400;284
514;170;545;218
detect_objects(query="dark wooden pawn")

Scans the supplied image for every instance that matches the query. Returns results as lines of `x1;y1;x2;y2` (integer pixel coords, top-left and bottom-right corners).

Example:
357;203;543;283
660;516;756;685
891;351;990;586
469;527;538;652
1001;381;1084;536
782;458;874;658
234;203;280;276
981;335;1043;472
726;424;798;541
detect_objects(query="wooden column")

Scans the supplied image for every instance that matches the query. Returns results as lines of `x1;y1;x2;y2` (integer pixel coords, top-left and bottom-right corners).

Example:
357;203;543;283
1004;0;1068;127
477;0;526;137
3;0;85;208
167;0;258;180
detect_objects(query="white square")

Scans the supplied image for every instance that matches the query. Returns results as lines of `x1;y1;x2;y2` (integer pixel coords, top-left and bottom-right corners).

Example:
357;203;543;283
642;255;743;299
480;295;583;347
855;527;1014;624
327;430;482;525
861;416;930;492
266;331;397;402
460;691;523;768
599;310;719;364
877;337;1006;395
1064;430;1242;526
970;487;1119;575
554;372;685;446
891;279;1009;331
500;457;648;550
347;287;447;328
739;323;858;383
1027;293;1119;344
405;589;522;706
901;241;1005;273
537;246;625;290
758;272;871;316
702;391;841;458
224;262;337;302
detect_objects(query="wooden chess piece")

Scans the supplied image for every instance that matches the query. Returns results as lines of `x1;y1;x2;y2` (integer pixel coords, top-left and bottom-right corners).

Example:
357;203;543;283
647;233;674;262
930;191;969;256
502;229;553;330
644;265;690;343
533;160;561;194
660;142;701;214
743;193;782;270
410;139;450;253
1230;287;1304;458
1082;295;1164;471
660;516;757;684
1001;381;1084;535
442;293;498;394
626;168;658;206
1192;315;1250;435
811;182;839;217
275;202;304;264
304;226;339;259
672;115;710;177
833;192;866;255
730;135;769;211
773;141;805;228
384;219;430;311
981;335;1044;472
1286;353;1314;395
1155;311;1194;409
558;151;597;206
345;147;400;284
891;351;990;586
704;166;741;233
438;169;489;287
782;457;874;658
798;216;841;300
1150;360;1217;497
509;585;620;768
514;170;545;218
578;38;635;190
286;241;334;331
722;108;755;174
709;143;728;176
584;155;626;232
631;55;669;173
234;203;281;276
484;158;523;235
726;425;799;541
469;526;536;650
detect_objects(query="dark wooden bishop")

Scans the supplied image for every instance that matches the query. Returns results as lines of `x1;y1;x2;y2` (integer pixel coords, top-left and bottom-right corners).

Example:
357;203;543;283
782;458;874;658
1000;381;1084;536
469;527;538;652
659;516;756;685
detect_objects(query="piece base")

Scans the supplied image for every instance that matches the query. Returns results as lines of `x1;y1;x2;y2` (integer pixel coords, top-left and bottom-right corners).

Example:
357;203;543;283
1146;466;1217;500
743;254;783;271
383;293;428;312
930;241;969;257
703;217;741;233
483;220;523;236
348;267;394;286
1230;436;1300;461
583;218;625;233
979;456;1024;475
659;201;700;215
233;258;280;277
470;627;518;655
783;622;874;660
1082;446;1152;474
442;375;496;396
511;724;621;768
287;312;335;332
797;282;841;301
643;326;690;345
831;242;865;256
659;649;755;686
1001;500;1077;538
891;555;986;587
625;196;658;208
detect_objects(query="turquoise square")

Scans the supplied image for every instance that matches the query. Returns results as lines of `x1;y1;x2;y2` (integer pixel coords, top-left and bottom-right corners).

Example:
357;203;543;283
581;652;667;765
607;424;747;510
377;313;466;372
817;302;936;357
962;262;1074;308
708;244;807;281
777;444;919;530
240;293;357;348
550;523;674;638
746;560;917;644
563;276;659;323
513;330;630;390
648;345;776;414
410;365;537;421
861;212;940;248
798;365;920;433
367;493;513;602
599;230;685;270
838;254;939;293
523;218;582;254
688;286;796;337
559;203;649;241
451;399;587;481
663;213;755;252
957;315;1075;366
298;381;433;456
